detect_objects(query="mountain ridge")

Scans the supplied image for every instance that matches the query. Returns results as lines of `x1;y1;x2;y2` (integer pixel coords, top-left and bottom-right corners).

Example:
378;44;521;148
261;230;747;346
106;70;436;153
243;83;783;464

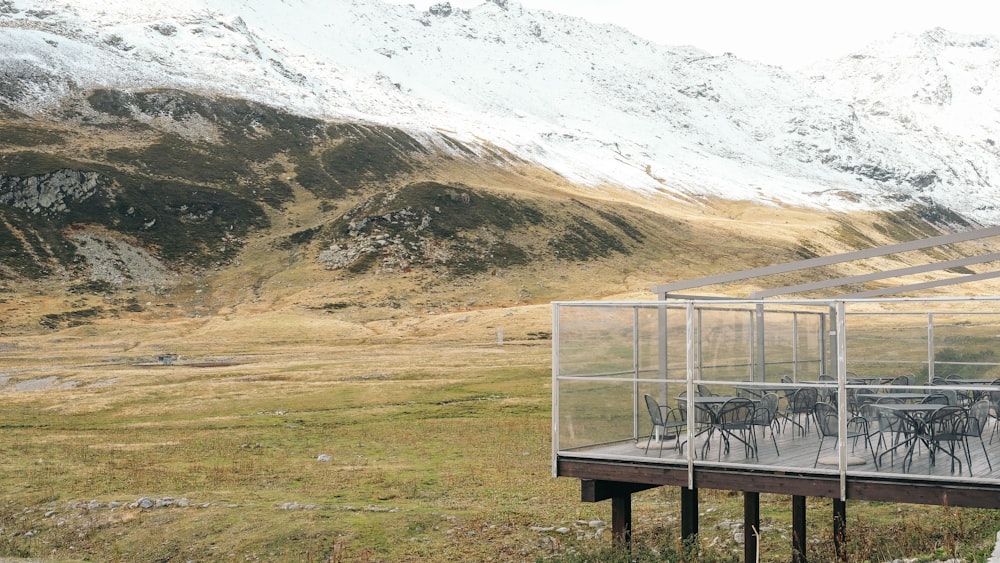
2;0;1000;337
3;0;1000;224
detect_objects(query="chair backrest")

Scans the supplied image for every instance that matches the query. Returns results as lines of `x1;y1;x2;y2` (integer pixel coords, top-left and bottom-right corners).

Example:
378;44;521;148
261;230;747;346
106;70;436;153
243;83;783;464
756;393;779;423
814;402;838;437
926;406;966;438
859;403;885;431
966;399;991;437
935;389;958;406
781;375;793;384
889;375;911;387
717;398;754;426
677;396;709;423
845;387;867;413
697;384;714;397
818;374;834;382
644;394;663;427
921;393;949;405
790;387;818;413
988;389;1000;410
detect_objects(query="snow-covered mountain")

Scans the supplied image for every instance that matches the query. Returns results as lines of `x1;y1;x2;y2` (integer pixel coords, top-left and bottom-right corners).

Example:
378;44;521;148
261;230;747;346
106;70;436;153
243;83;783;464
2;0;1000;224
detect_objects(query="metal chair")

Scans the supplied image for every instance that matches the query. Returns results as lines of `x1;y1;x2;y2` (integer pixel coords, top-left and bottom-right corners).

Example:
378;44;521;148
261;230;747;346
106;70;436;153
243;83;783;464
889;374;912;387
709;397;757;461
987;387;1000;444
915;406;968;474
751;392;781;456
921;393;950;405
813;402;874;468
961;399;993;473
676;393;713;455
643;394;687;457
781;387;818;436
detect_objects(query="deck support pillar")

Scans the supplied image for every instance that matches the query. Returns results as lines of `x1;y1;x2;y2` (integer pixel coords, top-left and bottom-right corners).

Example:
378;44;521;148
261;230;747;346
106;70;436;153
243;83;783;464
744;491;760;563
792;495;807;563
580;480;656;552
681;486;698;542
833;498;846;561
611;493;632;550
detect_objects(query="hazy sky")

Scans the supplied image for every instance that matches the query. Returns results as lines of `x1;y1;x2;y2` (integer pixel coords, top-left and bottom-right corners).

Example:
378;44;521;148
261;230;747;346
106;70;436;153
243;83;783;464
385;0;999;68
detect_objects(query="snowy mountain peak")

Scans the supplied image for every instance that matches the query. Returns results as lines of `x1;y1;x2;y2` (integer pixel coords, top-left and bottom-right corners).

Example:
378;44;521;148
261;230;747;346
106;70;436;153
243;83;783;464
2;0;1000;224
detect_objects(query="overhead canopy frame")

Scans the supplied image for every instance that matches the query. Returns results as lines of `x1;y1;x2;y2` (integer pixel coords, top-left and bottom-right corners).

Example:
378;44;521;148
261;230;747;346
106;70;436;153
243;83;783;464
652;225;1000;300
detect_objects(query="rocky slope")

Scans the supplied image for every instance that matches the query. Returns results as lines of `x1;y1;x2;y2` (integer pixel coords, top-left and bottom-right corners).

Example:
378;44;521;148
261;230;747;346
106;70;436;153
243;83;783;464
1;1;1000;223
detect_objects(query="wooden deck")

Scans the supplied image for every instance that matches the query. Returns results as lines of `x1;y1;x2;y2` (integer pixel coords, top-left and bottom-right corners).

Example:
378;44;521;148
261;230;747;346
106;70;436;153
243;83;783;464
557;418;1000;507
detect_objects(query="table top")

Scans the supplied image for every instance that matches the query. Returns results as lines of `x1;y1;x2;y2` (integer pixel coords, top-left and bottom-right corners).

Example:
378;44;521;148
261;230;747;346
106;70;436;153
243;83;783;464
849;377;894;384
874;403;946;413
735;382;826;389
856;392;931;402
681;396;742;404
733;383;827;395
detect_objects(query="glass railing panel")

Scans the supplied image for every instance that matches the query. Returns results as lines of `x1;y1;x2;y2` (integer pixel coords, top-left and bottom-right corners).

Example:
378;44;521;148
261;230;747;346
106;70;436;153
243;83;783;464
556;304;640;379
554;299;1000;484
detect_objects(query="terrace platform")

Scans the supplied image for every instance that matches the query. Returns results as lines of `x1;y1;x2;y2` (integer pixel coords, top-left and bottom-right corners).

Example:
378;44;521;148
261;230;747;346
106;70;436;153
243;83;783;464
554;228;1000;561
553;296;1000;561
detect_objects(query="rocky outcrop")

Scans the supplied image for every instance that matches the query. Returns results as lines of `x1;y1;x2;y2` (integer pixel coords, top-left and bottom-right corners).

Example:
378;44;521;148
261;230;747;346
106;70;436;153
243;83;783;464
0;169;111;215
67;229;173;288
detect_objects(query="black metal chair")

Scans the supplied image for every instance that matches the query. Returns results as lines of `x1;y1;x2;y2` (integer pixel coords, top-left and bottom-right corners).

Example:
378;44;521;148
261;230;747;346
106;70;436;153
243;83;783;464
915;405;968;474
813;402;874;468
961;399;993;473
889;374;912;387
708;397;757;461
988;386;1000;444
859;403;890;461
781;387;818;436
676;393;713;455
643;394;686;457
751;392;780;456
921;393;950;405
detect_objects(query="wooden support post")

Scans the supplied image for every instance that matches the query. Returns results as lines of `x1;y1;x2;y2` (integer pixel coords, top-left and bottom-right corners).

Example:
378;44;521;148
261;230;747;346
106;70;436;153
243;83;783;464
681;486;698;541
611;493;632;550
744;491;760;563
833;498;846;562
792;495;807;563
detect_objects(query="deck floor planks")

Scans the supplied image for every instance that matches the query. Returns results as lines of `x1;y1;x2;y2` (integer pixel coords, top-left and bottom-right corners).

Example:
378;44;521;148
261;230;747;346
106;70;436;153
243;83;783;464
578;420;1000;480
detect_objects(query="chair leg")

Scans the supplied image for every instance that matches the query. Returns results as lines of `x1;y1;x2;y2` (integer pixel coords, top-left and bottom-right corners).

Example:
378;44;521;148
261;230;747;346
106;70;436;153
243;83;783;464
766;424;779;456
979;436;992;471
813;436;826;468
